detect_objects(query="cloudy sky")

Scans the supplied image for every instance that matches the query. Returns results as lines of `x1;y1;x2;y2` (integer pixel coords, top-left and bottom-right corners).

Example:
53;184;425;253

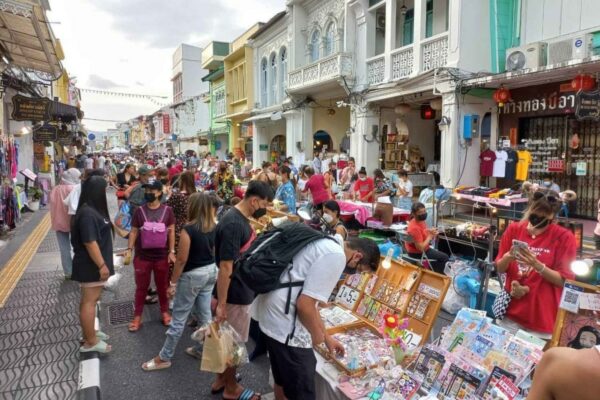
47;0;284;132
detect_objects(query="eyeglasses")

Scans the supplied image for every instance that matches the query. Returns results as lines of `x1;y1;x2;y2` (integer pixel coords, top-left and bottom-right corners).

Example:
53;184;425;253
533;191;559;203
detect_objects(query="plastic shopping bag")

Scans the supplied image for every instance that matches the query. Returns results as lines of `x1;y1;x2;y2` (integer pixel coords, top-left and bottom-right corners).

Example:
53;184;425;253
199;322;248;373
114;201;132;237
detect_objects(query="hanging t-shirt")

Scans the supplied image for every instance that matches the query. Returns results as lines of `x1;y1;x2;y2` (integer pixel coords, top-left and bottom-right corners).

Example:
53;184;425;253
493;150;508;178
504;149;518;181
515;150;532;181
479;149;496;177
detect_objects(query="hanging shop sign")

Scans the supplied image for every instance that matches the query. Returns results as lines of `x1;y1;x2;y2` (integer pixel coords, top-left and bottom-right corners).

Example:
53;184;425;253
163;114;171;134
11;95;52;122
32;124;58;142
576;161;587;176
547;159;565;172
57;129;73;145
575;89;600;121
259;144;268;151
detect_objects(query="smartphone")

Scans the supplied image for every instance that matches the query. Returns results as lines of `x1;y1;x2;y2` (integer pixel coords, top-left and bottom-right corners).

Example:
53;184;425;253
512;239;529;250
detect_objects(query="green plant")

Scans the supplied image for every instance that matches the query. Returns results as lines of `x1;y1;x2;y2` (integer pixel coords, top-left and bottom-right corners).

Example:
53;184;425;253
28;187;43;201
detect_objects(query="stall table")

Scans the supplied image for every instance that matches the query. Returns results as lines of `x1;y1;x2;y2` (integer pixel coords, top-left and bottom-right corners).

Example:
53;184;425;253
337;200;410;226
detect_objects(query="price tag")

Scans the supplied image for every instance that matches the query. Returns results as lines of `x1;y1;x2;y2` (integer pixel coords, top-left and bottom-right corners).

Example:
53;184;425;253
579;292;600;311
559;282;584;313
402;330;423;350
334;285;360;309
418;283;441;300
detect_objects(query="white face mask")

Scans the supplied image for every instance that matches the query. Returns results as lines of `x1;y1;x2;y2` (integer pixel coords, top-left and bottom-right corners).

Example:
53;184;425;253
359;176;367;181
323;213;334;223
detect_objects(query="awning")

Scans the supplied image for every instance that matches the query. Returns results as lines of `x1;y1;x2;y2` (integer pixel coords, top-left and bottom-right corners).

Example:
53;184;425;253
243;111;285;123
52;100;82;122
0;1;63;78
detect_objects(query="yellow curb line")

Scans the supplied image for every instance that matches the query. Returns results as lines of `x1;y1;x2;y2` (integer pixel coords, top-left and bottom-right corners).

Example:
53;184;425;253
0;213;51;307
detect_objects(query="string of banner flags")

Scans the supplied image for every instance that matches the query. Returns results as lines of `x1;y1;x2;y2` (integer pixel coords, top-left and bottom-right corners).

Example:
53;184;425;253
80;88;170;107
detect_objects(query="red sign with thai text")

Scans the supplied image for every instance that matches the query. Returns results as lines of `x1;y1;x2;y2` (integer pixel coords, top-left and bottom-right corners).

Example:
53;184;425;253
547;159;564;172
163;114;170;134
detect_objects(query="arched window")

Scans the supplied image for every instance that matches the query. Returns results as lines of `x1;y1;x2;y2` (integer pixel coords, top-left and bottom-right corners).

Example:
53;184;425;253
279;47;287;101
324;22;336;56
270;53;277;105
260;58;268;107
310;30;320;62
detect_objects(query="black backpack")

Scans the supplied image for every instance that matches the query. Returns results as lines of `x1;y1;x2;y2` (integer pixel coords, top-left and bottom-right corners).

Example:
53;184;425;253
234;222;336;341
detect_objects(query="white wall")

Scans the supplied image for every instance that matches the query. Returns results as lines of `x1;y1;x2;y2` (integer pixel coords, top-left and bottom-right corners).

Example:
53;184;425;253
453;0;491;72
522;0;600;44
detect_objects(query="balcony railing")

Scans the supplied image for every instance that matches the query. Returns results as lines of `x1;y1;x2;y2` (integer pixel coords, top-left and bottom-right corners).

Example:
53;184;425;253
365;33;448;86
288;52;353;91
391;45;414;80
366;55;385;85
421;33;448;72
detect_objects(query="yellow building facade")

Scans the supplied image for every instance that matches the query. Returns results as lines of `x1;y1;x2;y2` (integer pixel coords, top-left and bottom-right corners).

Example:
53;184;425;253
224;23;262;157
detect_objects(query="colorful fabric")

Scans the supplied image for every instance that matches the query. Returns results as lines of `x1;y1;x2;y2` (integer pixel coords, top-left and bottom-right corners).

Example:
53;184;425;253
275;181;296;214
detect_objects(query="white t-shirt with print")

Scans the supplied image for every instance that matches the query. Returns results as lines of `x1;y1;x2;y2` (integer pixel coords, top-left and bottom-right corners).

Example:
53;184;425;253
252;237;346;348
493;150;508;178
397;179;413;198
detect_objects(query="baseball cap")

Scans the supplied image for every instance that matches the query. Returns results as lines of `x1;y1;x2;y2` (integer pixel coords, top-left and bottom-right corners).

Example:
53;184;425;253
138;165;153;175
142;180;163;191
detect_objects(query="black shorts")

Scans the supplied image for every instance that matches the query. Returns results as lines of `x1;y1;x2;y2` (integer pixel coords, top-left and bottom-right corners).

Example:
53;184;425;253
265;335;317;400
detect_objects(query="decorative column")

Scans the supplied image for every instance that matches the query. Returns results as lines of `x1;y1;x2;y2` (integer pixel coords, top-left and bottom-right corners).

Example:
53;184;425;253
350;103;380;173
384;0;397;82
413;0;425;74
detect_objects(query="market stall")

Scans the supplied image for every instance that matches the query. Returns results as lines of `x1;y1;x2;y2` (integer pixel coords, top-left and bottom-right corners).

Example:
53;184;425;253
337;200;411;227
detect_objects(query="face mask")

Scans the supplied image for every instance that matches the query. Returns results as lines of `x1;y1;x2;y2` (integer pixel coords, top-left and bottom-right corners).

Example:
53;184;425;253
160;179;168;185
416;213;427;221
543;181;551;187
359;176;367;181
252;207;267;219
529;214;550;229
345;252;362;271
144;193;157;203
323;213;334;223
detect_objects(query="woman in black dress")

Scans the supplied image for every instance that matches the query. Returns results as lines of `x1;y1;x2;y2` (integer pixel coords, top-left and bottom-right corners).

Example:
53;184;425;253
71;176;114;353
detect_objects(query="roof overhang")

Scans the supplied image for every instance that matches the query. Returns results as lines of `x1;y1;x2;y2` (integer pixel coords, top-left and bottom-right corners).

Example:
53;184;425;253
463;56;600;90
0;0;63;78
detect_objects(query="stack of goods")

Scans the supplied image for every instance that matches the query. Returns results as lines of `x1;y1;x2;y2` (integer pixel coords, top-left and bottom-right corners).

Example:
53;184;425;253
455;186;523;200
332;308;544;399
320;305;359;329
447;222;490;241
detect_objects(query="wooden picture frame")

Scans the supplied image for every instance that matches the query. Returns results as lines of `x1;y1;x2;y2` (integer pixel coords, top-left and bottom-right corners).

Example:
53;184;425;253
549;280;600;349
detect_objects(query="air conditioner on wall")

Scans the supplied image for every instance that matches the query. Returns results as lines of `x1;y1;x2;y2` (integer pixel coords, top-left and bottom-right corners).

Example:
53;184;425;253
505;42;547;72
547;34;592;65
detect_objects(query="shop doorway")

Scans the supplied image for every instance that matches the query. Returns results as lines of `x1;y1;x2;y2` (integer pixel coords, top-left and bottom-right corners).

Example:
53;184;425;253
270;135;286;161
518;115;600;218
313;130;332;153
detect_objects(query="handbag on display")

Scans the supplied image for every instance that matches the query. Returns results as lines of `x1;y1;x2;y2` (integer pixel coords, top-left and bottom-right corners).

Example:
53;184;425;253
492;273;511;320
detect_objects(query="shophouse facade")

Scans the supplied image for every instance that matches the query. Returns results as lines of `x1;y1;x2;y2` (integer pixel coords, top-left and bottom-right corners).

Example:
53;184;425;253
224;24;262;161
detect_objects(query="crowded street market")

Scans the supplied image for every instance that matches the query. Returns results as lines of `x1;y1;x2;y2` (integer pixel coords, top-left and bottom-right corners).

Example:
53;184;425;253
0;1;599;400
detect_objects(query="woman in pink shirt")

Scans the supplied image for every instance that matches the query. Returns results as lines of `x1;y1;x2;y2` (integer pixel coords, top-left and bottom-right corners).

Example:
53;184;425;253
49;168;81;279
302;167;331;209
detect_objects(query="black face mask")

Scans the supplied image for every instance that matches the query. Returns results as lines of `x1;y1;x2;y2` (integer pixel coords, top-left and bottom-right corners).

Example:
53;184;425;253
529;214;550;229
252;207;267;219
144;193;157;203
416;213;427;221
160;179;168;185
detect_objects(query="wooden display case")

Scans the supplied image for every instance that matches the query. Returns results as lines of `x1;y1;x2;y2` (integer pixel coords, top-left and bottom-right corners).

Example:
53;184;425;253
267;208;300;222
384;141;407;170
332;257;450;348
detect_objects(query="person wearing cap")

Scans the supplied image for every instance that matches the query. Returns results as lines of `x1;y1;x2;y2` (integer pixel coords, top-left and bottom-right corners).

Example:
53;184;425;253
126;180;176;331
125;165;154;213
49;168;81;279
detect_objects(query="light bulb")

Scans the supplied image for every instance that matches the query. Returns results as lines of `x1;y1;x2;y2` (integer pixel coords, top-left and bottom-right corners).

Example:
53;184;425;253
571;259;592;276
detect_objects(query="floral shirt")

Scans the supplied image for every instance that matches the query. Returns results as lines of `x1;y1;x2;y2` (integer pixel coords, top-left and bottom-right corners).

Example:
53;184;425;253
167;191;190;250
216;171;234;202
275;181;296;213
375;178;396;197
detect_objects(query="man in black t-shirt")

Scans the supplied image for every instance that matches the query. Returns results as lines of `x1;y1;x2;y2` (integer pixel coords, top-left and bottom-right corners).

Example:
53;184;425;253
212;180;273;400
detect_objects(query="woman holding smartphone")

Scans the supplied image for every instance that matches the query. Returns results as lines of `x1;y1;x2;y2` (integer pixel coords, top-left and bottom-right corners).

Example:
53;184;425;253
495;190;577;339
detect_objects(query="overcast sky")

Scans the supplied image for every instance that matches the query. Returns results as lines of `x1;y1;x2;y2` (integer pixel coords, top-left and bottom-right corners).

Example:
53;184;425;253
47;0;283;132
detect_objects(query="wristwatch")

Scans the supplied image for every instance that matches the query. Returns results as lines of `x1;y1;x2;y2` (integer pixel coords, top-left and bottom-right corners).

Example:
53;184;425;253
170;250;176;254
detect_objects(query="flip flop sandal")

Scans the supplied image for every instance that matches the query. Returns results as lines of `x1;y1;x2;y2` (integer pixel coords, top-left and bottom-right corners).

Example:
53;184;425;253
223;388;261;400
80;339;111;354
145;295;158;304
185;346;202;360
142;358;171;371
96;331;110;341
212;374;242;394
128;318;142;332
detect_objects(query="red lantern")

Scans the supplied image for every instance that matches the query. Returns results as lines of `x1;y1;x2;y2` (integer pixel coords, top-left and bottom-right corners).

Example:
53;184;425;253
571;74;596;91
493;86;511;108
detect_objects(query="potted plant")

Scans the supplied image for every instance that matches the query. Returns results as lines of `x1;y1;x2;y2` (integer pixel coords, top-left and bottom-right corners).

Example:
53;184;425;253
27;187;43;211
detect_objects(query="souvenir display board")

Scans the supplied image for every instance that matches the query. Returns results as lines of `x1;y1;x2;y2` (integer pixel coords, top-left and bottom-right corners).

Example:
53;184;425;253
318;257;450;378
550;280;600;349
331;308;546;400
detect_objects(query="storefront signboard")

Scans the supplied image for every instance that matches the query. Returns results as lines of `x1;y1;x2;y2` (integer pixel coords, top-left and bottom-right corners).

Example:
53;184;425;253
575;90;600;121
576;161;587;176
500;92;575;115
57;129;72;145
163;114;170;134
32;124;58;142
259;144;268;151
11;95;52;121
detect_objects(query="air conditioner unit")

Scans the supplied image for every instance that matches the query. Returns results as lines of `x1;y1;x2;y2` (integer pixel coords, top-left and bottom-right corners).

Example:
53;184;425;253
376;14;385;31
505;42;547;72
547;35;592;65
